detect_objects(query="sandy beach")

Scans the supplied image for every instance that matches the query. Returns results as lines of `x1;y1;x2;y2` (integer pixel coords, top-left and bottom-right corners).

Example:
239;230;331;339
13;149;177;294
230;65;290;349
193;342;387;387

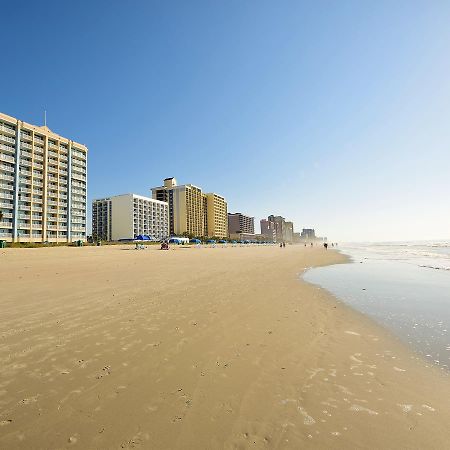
1;245;449;449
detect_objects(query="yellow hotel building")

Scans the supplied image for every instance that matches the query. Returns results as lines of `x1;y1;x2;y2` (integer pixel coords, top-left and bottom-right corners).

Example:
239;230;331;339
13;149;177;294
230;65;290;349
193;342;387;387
0;112;87;243
204;193;228;238
151;177;227;238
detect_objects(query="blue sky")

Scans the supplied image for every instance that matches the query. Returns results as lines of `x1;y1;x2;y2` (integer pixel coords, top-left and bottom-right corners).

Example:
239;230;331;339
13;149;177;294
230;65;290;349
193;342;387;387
2;0;450;241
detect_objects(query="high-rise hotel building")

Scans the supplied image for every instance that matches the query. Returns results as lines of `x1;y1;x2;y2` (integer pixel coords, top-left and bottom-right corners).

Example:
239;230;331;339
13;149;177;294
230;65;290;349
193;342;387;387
152;177;205;237
0;112;87;243
92;194;169;241
151;177;228;238
204;193;228;238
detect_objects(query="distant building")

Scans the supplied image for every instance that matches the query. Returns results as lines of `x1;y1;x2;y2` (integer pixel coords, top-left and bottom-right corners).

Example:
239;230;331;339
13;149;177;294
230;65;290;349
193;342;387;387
228;212;254;237
92;194;169;241
285;221;294;243
204;193;228;238
0;112;87;243
265;215;294;243
260;219;276;242
151;177;227;238
293;232;301;243
301;228;316;240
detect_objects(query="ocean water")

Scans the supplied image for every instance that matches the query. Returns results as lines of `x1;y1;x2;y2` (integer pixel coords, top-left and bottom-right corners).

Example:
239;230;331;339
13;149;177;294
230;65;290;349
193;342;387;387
304;241;450;370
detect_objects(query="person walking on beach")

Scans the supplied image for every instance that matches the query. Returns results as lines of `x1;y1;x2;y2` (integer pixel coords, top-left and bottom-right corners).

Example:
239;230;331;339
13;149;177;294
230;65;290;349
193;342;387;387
324;243;328;250
283;242;286;248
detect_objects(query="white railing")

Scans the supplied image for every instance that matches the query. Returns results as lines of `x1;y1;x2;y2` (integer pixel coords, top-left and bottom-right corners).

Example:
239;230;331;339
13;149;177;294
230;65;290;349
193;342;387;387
0;125;15;134
0;154;15;163
0;134;15;144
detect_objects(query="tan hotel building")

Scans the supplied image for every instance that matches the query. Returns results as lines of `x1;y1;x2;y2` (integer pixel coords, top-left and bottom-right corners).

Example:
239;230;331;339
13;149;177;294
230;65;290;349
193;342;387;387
204;193;228;238
0;112;87;243
151;177;227;238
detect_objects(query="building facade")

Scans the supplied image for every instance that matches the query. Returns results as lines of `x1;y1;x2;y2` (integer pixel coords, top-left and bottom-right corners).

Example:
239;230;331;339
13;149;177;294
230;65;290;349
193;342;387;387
285;221;294;243
228;212;254;236
151;177;227;238
268;215;296;243
204;193;228;238
0;112;87;243
260;219;276;242
92;193;169;241
152;177;204;237
301;228;316;240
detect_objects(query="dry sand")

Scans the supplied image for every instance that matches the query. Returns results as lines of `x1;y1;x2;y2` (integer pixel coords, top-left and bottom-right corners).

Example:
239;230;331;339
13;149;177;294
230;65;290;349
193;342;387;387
0;244;449;449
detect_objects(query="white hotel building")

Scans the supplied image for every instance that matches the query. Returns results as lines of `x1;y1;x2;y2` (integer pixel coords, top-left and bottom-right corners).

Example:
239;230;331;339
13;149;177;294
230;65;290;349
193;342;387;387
0;112;87;243
92;193;169;241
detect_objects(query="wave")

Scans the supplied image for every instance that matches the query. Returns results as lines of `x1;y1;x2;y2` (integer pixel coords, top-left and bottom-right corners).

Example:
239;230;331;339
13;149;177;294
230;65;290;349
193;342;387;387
419;264;450;271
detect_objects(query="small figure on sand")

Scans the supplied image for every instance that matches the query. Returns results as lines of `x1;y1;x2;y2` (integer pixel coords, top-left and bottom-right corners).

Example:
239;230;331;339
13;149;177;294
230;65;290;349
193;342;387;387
280;243;283;248
283;242;286;248
324;243;328;250
160;241;169;250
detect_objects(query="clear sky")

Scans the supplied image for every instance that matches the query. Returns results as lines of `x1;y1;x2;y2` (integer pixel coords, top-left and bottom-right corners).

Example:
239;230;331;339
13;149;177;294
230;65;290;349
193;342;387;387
2;0;450;242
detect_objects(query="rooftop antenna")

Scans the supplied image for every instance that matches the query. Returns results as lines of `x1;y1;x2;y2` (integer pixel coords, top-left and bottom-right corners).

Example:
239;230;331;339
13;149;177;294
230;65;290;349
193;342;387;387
44;110;47;127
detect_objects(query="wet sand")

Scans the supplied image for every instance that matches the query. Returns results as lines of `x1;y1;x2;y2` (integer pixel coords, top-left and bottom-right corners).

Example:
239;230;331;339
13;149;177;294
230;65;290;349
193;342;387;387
0;245;449;449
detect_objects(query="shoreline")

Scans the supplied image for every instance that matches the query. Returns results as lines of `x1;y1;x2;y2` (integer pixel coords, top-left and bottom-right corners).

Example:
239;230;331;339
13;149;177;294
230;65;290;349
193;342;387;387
1;245;449;449
304;246;450;373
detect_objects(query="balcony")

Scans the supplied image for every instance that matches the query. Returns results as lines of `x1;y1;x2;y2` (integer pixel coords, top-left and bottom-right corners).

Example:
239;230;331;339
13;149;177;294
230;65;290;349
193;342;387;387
0;174;14;181
0;202;13;208
0;154;15;163
21;142;32;150
0;125;15;135
1;165;15;173
0;134;15;145
0;221;13;228
20;132;32;141
72;173;86;182
0;183;13;190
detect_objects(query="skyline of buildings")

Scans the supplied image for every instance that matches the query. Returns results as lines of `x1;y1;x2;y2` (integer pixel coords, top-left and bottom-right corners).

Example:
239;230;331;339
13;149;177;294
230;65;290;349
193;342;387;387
0;112;87;243
0;111;323;244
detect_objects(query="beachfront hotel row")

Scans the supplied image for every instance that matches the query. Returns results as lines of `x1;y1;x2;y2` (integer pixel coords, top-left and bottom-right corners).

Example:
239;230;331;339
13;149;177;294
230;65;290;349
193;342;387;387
0;111;315;244
0;112;87;243
92;177;229;241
